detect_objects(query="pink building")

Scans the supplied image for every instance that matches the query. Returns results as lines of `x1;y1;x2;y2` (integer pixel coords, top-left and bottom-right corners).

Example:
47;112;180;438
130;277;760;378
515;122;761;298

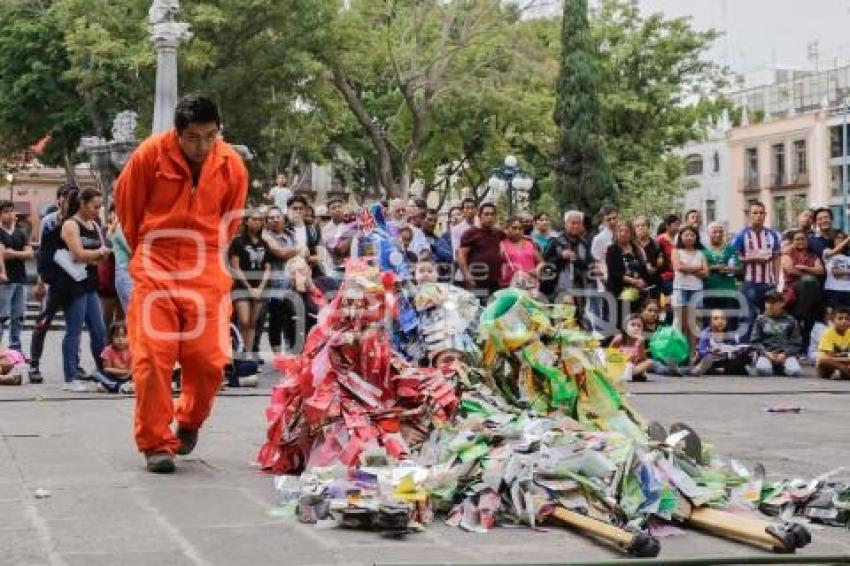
728;110;830;233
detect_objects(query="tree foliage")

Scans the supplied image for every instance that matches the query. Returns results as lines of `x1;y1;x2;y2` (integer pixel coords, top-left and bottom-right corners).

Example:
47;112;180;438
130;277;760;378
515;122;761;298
553;0;613;215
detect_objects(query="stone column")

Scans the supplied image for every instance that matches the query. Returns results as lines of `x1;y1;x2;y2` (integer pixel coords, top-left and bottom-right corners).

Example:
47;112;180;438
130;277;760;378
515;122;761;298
151;21;192;134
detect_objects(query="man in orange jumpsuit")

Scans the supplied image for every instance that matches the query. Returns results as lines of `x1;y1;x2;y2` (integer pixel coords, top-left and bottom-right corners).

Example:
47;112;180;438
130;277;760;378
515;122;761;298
115;94;248;473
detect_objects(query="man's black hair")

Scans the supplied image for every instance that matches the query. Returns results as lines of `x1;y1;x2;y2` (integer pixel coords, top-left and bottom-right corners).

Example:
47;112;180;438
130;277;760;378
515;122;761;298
327;197;345;207
174;93;221;133
834;306;850;317
479;202;497;214
663;213;680;225
599;204;618;217
814;206;833;220
413;198;427;211
286;194;308;208
461;197;477;208
0;200;14;213
57;182;76;198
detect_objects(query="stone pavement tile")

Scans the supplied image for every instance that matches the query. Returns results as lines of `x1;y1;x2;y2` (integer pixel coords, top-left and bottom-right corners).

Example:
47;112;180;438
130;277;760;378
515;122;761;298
0;481;24;502
44;517;183;554
60;550;195;566
143;486;274;528
0;528;51;566
0;500;32;529
31;487;149;522
183;523;334;565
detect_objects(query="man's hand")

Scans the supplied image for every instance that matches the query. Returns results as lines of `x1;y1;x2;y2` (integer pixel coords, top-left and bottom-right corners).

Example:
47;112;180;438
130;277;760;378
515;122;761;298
561;249;576;262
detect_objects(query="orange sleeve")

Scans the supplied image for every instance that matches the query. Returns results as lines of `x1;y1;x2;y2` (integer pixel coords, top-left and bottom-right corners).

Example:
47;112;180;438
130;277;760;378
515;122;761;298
115;141;155;252
223;152;248;240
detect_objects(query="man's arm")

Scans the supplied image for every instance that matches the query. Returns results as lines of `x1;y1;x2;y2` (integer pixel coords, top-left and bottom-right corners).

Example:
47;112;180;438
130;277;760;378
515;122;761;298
115;142;155;252
222;154;249;240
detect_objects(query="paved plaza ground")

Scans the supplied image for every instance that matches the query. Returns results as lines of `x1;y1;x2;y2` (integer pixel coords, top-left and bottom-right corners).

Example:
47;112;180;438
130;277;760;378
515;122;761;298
1;330;850;565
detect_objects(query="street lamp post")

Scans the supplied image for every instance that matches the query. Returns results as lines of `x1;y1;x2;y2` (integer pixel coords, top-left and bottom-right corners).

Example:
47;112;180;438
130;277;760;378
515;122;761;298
487;155;534;217
79;112;139;216
5;173;13;203
841;100;850;232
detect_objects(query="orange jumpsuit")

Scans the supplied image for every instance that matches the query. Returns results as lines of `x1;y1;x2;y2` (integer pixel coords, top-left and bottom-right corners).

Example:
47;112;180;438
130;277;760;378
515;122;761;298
115;130;248;454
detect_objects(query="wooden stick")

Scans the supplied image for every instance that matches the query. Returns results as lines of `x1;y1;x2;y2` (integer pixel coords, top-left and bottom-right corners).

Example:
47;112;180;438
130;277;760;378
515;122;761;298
550;506;660;557
687;507;796;553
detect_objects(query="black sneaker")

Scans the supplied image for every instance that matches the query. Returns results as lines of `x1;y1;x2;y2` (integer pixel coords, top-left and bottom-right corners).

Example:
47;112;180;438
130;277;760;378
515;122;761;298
175;427;198;456
28;368;43;384
145;451;176;474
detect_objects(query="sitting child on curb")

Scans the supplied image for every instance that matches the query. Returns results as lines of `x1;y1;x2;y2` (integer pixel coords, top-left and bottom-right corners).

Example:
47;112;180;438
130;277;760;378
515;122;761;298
92;322;134;394
0;346;28;386
690;310;751;376
816;306;850;380
610;314;653;382
750;291;803;377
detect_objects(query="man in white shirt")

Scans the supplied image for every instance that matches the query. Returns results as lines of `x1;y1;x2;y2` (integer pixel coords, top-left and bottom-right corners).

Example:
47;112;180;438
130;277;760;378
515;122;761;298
405;198;431;258
267;174;292;213
452;198;478;282
320;197;352;275
589;204;618;330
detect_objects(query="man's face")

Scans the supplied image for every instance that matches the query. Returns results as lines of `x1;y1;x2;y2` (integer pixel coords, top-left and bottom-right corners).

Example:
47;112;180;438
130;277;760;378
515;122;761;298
687;211;701;228
177;122;220;166
276;174;287;187
288;201;305;223
0;207;14;225
603;212;618;231
406;202;421;220
449;209;463;226
816;211;833;232
408;210;423;227
835;312;850;332
479;207;496;228
749;206;766;228
267;211;284;231
329;201;344;222
566;216;583;236
462;202;476;221
634;220;649;240
520;214;534;234
247;214;264;232
423;212;438;234
799;210;813;229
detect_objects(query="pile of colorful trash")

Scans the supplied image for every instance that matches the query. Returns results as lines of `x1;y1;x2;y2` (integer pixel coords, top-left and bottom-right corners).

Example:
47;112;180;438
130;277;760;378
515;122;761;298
257;264;844;556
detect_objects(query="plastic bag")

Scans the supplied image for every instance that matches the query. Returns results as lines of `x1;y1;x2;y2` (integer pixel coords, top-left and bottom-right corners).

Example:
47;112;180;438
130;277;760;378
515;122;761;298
648;326;689;365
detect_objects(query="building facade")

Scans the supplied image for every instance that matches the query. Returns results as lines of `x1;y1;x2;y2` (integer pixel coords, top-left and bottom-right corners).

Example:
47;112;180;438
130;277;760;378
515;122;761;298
680;113;732;229
728;110;828;233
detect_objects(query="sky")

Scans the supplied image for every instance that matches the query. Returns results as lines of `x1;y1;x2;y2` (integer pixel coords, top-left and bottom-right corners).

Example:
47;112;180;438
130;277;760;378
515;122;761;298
534;1;850;73
636;0;850;73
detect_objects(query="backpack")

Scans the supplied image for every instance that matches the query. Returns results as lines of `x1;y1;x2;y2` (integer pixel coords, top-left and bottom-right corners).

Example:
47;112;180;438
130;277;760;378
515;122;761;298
37;219;63;285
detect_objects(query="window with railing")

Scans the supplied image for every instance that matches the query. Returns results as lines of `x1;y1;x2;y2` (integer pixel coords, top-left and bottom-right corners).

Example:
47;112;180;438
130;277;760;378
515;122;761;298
772;143;786;186
745;147;759;187
831;125;846;158
833;165;846;197
705;199;716;223
793;140;807;179
685;154;703;176
772;195;788;232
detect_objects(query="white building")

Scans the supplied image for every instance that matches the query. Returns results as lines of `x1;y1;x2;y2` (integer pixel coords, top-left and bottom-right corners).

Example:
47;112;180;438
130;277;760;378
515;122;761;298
679;111;732;229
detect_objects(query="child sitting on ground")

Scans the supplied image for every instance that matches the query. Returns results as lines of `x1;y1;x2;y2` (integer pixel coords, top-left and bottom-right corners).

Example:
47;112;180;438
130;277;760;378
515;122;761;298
610;314;653;382
92;322;134;394
0;346;28;386
808;311;830;366
690;310;751;376
750;291;803;377
816;306;850;380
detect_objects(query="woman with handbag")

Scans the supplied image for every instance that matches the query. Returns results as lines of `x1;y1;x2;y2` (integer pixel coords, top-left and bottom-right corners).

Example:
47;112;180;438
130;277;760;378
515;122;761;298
56;188;111;393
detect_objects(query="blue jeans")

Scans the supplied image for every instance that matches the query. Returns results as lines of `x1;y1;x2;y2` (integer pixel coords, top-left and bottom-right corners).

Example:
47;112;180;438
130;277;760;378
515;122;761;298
115;264;133;314
0;282;26;351
743;282;774;340
62;292;107;383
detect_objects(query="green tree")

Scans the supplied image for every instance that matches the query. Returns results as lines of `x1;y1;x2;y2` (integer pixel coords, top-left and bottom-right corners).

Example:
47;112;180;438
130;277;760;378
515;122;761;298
592;0;727;218
552;0;613;216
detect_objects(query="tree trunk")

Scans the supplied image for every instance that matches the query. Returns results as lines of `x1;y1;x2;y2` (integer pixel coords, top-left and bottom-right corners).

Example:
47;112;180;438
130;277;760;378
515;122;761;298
330;68;399;198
